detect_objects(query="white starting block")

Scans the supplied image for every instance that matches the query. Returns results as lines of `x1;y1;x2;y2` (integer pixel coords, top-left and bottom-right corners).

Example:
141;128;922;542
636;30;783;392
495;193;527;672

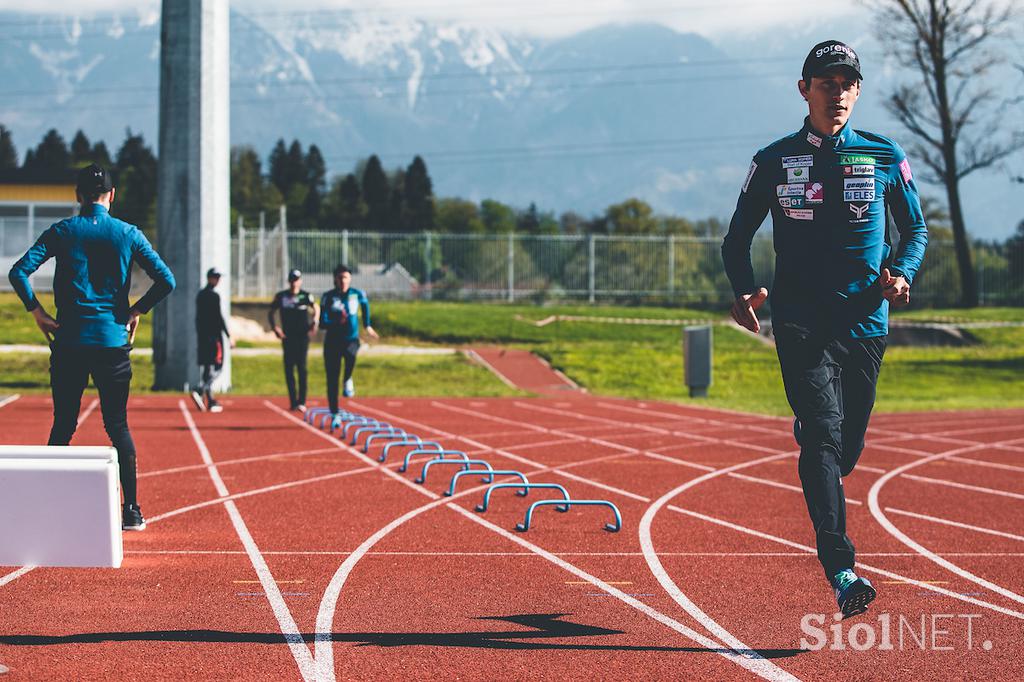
0;445;123;568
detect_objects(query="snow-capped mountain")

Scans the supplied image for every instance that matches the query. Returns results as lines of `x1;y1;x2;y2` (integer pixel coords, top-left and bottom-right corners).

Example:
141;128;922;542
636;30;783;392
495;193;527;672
0;9;1016;237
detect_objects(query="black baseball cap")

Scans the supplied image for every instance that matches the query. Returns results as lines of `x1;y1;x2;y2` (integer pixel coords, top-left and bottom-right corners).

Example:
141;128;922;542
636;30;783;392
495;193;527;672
75;163;114;195
288;268;302;282
206;267;222;278
802;40;863;83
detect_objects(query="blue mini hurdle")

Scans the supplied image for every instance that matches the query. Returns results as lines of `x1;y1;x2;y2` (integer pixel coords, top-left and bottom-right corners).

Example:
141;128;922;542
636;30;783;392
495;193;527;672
444;469;529;497
350;424;402;446
475;482;572;513
415;458;493;485
515;500;621;532
380;440;443;464
400;448;467;473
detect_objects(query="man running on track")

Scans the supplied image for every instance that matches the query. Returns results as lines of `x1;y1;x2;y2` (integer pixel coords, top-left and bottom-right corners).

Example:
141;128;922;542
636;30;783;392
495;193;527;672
268;268;319;412
8;163;175;531
721;40;928;616
193;267;233;413
320;264;378;430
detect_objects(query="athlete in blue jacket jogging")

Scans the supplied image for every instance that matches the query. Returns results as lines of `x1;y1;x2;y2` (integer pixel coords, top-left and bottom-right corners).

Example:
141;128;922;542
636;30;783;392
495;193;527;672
721;41;928;617
320;264;379;429
8;164;175;531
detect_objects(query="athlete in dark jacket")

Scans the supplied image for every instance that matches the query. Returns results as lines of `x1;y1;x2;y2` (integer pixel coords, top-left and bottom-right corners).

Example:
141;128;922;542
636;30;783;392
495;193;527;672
268;269;319;411
193;268;232;412
721;40;928;617
8;164;175;531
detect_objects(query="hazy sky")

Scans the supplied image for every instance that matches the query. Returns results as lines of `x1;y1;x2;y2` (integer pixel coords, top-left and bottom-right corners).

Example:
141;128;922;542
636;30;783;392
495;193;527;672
0;0;862;38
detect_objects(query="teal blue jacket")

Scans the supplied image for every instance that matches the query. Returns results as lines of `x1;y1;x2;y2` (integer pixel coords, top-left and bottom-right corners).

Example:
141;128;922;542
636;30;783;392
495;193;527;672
722;118;928;337
319;287;371;341
8;204;175;347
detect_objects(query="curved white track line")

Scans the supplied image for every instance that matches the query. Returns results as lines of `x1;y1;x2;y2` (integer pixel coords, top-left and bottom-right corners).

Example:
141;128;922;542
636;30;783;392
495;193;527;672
0;394;20;409
266;402;797;682
180;402;317;682
0;566;34;587
868;440;1024;607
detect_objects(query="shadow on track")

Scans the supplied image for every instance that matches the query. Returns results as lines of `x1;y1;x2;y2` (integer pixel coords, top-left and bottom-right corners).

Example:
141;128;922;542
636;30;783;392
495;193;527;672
0;613;802;658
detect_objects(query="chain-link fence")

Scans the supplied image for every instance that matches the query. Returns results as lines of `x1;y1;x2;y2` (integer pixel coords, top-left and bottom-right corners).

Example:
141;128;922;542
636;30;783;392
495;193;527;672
231;229;1023;307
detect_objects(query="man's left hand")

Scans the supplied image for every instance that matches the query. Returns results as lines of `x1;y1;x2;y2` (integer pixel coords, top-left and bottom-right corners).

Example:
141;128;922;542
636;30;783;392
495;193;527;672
126;308;142;344
366;326;380;341
880;268;910;307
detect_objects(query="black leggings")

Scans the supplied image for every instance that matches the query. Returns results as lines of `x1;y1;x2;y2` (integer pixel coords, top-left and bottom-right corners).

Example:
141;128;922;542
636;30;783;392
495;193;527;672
324;337;359;414
775;323;886;579
283;336;309;408
48;344;138;507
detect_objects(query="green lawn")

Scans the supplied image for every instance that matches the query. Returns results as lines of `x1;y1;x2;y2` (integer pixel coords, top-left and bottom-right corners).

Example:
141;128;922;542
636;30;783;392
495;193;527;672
2;294;1022;414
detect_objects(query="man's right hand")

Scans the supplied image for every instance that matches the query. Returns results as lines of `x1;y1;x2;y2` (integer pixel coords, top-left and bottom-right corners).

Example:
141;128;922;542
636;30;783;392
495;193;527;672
32;306;59;343
730;288;769;333
273;326;285;339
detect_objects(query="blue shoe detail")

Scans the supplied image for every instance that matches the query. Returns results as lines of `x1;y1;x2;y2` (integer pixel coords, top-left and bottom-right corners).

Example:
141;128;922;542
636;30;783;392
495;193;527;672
833;570;876;618
330;414;342;431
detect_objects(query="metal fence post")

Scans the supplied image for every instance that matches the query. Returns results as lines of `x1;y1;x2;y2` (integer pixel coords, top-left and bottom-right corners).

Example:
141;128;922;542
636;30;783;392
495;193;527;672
236;217;245;298
257;211;266;298
279;205;288;287
588;234;596;304
508;231;515;303
424;231;432;300
342;229;349;266
668;234;675;296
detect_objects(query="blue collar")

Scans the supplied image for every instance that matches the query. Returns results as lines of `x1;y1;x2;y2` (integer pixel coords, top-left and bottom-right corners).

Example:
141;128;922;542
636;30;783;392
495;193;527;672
802;117;853;150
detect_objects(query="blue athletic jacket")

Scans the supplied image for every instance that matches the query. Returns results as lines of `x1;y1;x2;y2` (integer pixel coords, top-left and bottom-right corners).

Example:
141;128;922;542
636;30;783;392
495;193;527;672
722;118;928;338
8;204;176;347
319;287;371;341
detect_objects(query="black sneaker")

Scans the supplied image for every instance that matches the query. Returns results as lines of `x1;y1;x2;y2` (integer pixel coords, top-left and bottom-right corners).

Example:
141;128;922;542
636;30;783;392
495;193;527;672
208;400;223;414
123;504;147;531
833;569;876;618
793;418;802;446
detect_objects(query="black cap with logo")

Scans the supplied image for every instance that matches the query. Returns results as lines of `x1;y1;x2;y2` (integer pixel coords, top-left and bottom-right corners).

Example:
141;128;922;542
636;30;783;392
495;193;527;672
75;163;114;195
802;40;863;83
207;267;222;278
288;269;302;282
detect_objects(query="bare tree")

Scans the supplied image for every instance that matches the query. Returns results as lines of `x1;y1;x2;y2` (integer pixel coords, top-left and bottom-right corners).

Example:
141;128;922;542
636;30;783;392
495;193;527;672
870;0;1024;306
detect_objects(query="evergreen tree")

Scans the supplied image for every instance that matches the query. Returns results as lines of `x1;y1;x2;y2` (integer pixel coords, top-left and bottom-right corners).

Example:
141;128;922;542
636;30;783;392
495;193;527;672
403;155;434;232
268;139;289;194
114;130;158;231
230;146;265;224
322;173;365;231
516;202;541;234
23;128;70;179
70;130;91;164
361;155;390;231
303;144;327;227
388;168;405;232
91;141;113;169
0;124;17;170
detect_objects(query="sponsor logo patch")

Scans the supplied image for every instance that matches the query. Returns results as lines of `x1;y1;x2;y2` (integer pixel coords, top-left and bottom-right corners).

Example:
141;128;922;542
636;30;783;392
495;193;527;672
849;203;870;219
782;155;814;168
804;182;824;204
844;189;876;202
785;208;814;221
844;178;874;191
779;197;806;208
787;167;809;183
777;183;806;197
840;154;876;165
899;158;913;183
742;160;757;193
844;164;875;176
806;131;822;148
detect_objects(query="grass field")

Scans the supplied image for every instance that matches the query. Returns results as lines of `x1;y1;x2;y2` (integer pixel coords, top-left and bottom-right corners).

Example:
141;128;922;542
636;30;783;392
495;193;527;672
1;294;1021;413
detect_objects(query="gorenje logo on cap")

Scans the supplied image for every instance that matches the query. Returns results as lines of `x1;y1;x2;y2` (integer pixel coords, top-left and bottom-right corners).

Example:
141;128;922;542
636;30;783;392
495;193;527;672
816;43;857;60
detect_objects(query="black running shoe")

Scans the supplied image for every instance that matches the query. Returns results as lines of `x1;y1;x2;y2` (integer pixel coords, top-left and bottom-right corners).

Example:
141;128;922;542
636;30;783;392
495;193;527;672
793;418;802;446
122;504;147;531
833;569;876;618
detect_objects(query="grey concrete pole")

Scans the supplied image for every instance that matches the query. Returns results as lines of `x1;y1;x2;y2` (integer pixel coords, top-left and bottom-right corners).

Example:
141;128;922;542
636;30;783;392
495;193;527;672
152;0;231;391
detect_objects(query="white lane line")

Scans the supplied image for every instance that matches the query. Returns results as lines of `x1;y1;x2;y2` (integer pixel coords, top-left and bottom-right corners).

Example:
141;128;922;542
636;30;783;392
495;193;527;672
463;349;519;390
0;394;20;410
0;566;34;587
179;402;316;682
77;397;99;427
139;447;340;479
867;439;1024;608
267;402;795;682
668;505;1024;620
886;508;1024;544
449;504;798;682
639;450;798;669
900;473;1024;501
123;549;1024;557
948;456;1024;474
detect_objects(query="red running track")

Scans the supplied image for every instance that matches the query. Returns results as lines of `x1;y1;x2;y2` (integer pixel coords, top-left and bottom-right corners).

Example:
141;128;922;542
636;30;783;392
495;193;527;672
0;393;1022;680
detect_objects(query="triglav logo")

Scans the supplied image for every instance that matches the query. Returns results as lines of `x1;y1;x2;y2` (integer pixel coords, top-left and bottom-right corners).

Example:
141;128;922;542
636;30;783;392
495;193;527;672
800;613;991;651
